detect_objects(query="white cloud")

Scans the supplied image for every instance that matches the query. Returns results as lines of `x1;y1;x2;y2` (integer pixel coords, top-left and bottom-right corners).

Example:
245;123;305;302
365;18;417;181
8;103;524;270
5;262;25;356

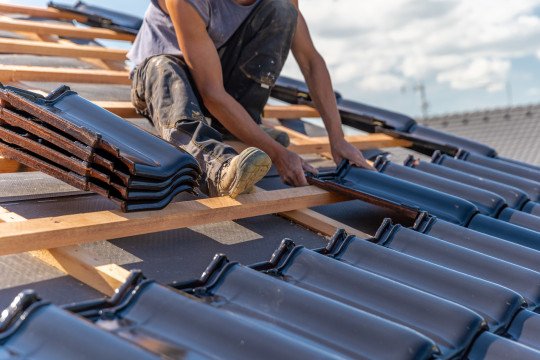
436;58;510;91
357;74;405;92
286;0;540;96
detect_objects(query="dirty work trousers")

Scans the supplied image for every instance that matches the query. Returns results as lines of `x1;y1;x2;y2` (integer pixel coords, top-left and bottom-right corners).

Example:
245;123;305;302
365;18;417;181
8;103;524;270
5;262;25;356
131;0;298;194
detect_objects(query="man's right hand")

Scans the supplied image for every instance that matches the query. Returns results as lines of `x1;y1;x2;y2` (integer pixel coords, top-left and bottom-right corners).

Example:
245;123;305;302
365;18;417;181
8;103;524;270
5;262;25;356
272;148;318;187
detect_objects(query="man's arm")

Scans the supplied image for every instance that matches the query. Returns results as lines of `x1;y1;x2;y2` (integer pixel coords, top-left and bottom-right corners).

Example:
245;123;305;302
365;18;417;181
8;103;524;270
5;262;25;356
165;0;315;186
290;1;373;169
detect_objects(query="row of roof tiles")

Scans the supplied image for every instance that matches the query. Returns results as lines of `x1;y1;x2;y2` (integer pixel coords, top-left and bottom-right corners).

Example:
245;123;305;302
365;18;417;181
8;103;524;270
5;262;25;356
2;223;540;359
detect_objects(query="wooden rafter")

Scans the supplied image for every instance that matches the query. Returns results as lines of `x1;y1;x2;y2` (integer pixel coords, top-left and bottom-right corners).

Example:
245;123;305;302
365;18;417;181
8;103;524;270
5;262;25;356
280;208;369;238
0;206;130;296
0;156;26;173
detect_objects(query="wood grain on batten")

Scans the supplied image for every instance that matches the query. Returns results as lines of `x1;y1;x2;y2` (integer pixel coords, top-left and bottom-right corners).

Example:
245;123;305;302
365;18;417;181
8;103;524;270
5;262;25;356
0;65;131;84
0;3;88;22
0;17;135;41
0;38;128;61
0;186;348;256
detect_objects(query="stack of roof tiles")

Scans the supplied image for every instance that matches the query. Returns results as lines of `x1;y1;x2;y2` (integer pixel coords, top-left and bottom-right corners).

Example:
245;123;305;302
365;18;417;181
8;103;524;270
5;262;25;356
0;84;200;212
2;223;540;359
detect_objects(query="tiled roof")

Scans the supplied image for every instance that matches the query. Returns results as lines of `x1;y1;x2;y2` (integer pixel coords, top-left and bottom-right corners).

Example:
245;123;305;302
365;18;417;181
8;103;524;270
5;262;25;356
1;4;540;360
420;104;540;166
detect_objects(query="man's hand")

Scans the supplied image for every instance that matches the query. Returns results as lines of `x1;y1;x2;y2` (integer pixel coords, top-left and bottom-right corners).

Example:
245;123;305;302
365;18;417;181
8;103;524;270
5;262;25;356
331;138;375;170
273;148;318;186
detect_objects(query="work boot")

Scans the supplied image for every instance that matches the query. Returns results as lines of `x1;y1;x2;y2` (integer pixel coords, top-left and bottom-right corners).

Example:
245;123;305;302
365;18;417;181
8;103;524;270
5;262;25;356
216;147;272;198
261;125;290;147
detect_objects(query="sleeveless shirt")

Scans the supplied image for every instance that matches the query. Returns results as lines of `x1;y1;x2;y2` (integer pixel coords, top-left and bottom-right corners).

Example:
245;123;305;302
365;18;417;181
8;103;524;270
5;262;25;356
127;0;259;67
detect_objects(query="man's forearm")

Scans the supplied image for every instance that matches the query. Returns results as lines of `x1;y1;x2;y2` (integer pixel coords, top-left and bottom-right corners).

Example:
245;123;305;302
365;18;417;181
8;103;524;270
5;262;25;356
300;54;345;142
202;90;285;159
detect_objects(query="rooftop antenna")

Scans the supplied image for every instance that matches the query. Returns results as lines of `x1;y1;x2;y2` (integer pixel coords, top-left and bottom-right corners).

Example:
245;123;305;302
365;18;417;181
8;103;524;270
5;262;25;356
402;81;430;120
414;82;430;120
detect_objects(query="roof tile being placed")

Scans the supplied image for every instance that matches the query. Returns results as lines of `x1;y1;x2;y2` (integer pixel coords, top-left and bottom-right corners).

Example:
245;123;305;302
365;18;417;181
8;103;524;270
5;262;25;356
0;84;201;211
308;161;478;226
309;161;540;248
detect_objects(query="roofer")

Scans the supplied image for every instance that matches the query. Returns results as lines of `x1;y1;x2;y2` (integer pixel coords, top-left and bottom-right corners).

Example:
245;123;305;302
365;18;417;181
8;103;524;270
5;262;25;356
128;0;372;197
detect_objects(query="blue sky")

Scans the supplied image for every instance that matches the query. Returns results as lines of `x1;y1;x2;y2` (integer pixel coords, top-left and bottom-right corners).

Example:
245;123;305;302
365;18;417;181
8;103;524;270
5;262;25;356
11;0;540;117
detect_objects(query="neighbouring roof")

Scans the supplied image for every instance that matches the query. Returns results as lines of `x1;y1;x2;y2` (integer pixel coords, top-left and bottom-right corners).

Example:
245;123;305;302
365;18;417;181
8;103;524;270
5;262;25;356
421;104;540;166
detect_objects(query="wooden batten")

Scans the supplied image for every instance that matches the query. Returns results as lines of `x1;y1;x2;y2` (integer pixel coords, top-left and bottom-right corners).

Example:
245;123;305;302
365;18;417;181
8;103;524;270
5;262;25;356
0;17;135;41
0;186;347;255
0;65;131;84
0;38;128;61
0;3;88;22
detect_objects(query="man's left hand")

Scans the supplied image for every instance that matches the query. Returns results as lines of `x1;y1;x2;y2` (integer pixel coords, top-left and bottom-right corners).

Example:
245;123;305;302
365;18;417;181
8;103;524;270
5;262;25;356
330;138;375;170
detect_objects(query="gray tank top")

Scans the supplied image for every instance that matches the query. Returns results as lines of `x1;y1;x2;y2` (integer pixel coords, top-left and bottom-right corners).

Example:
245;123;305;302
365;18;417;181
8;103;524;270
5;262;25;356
128;0;259;68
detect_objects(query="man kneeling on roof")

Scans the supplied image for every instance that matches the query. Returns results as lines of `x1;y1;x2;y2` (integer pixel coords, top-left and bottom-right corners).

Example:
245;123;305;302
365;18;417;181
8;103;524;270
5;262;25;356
128;0;372;198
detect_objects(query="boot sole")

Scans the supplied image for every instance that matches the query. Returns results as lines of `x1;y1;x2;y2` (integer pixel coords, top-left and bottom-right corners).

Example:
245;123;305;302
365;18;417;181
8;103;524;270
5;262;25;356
228;148;272;198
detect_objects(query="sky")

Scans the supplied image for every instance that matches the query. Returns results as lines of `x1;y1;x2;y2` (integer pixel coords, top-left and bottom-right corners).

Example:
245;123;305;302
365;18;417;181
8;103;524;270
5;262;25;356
10;0;540;117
